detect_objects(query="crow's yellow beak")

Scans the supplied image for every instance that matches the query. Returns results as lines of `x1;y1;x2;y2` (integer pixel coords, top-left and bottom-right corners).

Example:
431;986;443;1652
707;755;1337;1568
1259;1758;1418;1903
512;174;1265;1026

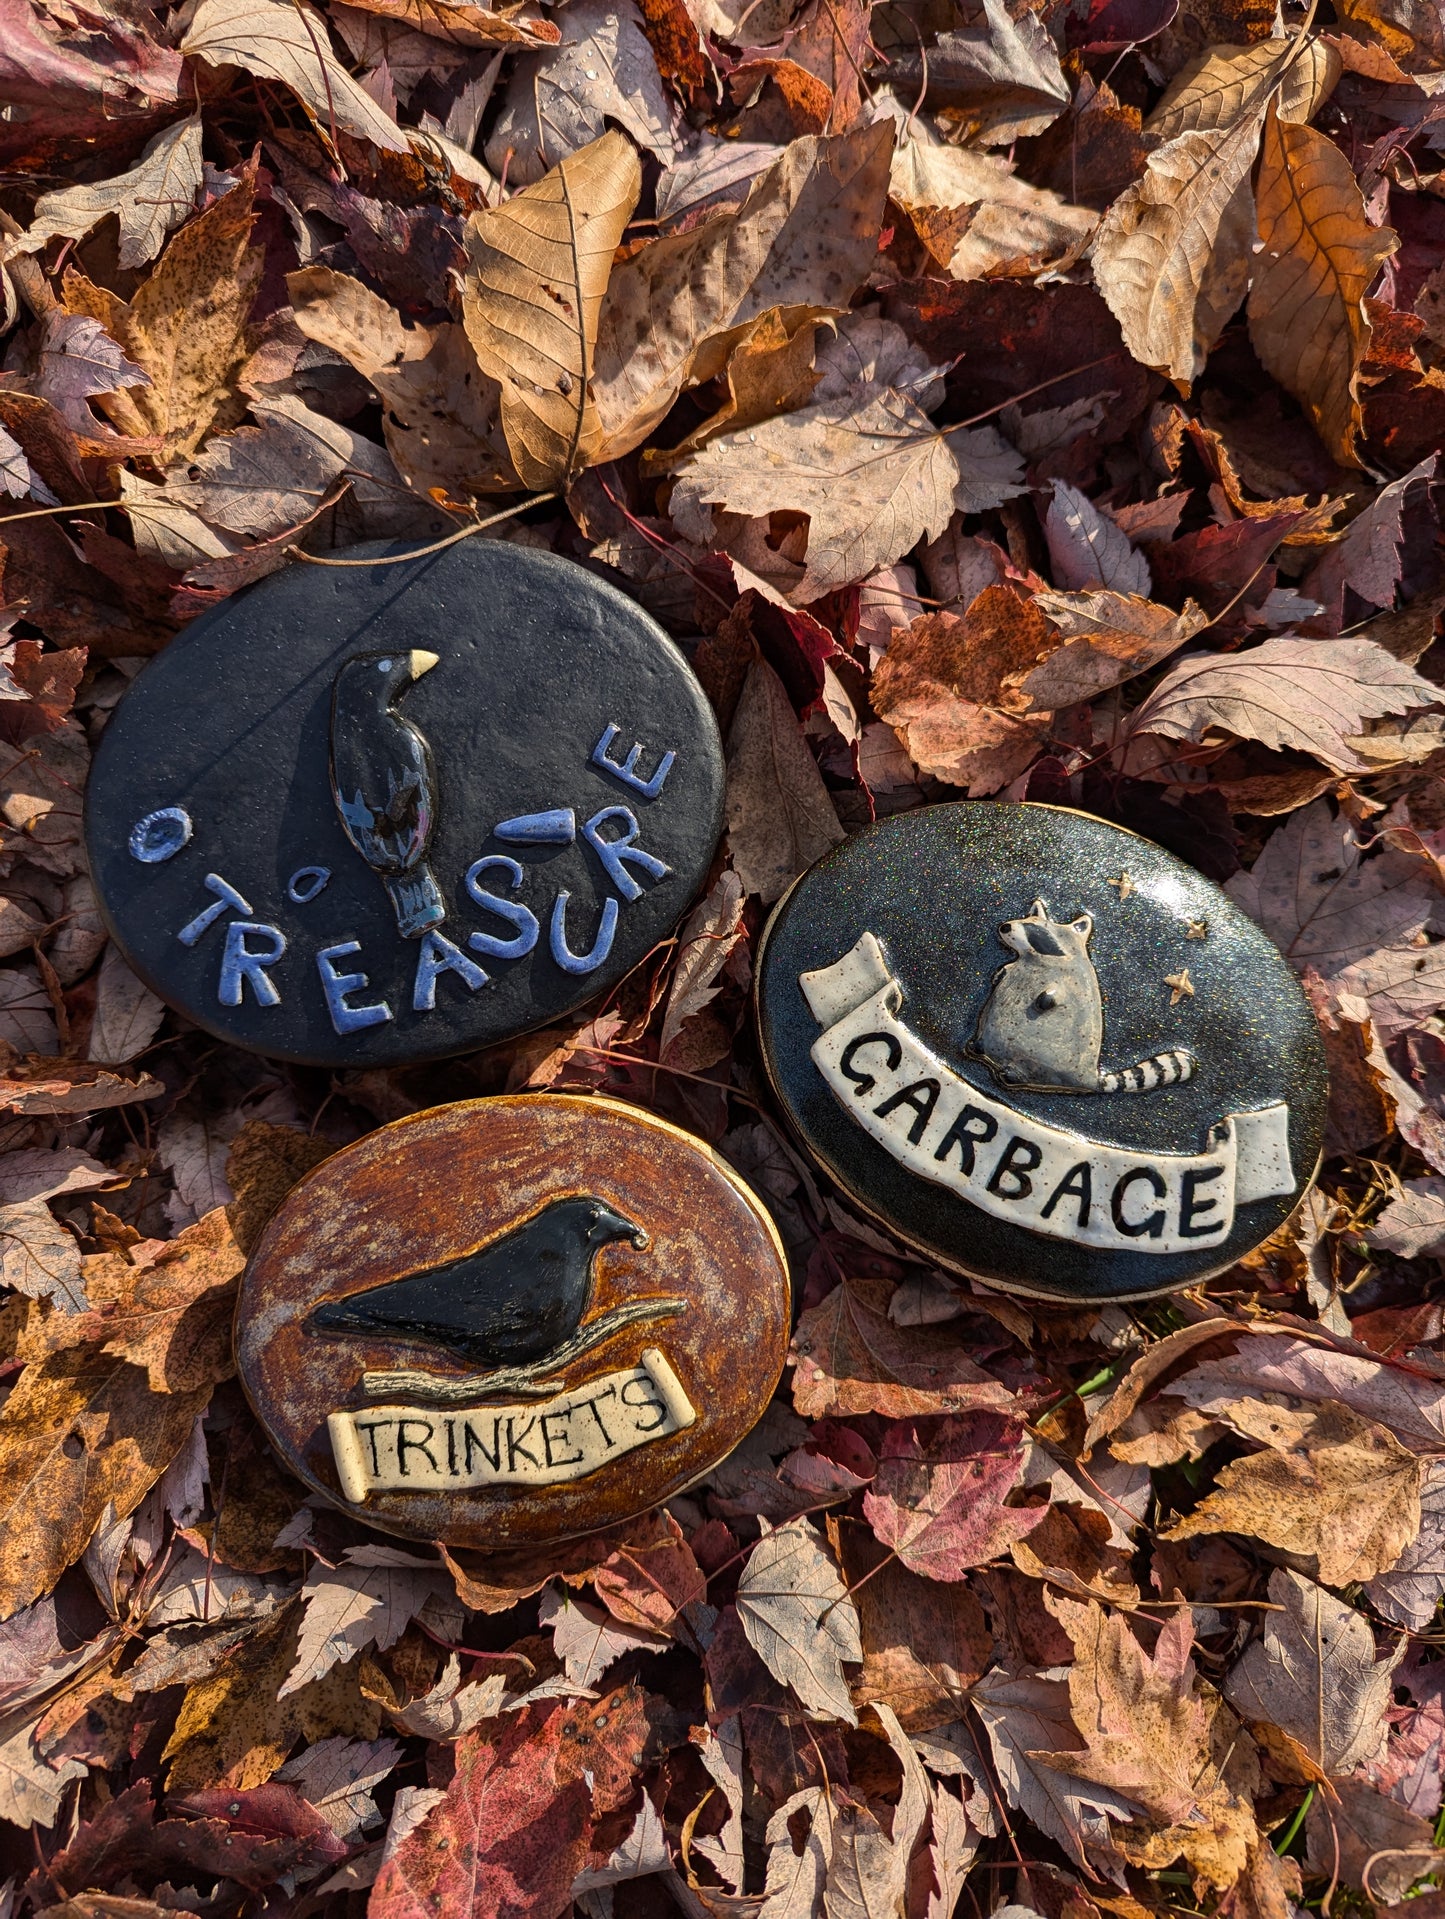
410;650;440;678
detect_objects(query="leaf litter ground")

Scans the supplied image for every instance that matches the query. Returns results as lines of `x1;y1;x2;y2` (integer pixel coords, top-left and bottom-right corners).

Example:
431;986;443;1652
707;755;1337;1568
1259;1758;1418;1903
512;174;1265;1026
0;0;1443;1913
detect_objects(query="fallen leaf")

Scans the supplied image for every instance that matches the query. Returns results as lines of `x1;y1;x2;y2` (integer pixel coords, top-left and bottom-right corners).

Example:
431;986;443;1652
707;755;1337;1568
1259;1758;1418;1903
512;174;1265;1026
0;1717;87;1828
1224;1567;1403;1777
539;1588;668;1687
1045;482;1151;595
1128;636;1443;773
735;1517;861;1724
461;130;640;490
1367;1177;1445;1257
789;1268;1020;1419
88;945;166;1067
973;1665;1139;1879
863;1411;1043;1581
841;1528;992;1731
0;1197;84;1312
1305;1772;1443;1901
1367;1458;1445;1630
0;1058;165;1118
824;1703;930;1916
1248;105;1397;466
889;132;1094;281
1161;1399;1422;1584
870;589;1055;794
281;1548;455;1695
724;657;843;903
1021;590;1207;709
670;385;1024;603
484;0;676;184
0;1208;242;1616
287;266;518;498
1093;109;1263;388
593;122;893;458
888;0;1070;143
181;0;408;154
1225;798;1443;972
659;868;746;1065
68;170;263;460
275;1735;402;1841
1304;455;1438;630
10;116;203;269
1145;36;1338;141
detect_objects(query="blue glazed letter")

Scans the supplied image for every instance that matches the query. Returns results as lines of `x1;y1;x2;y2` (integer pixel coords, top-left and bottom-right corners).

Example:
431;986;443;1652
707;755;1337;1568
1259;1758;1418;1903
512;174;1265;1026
317;940;393;1034
582;807;671;903
413;929;489;1011
218;922;286;1007
591;723;676;800
178;873;253;946
550;892;619;974
465;856;540;960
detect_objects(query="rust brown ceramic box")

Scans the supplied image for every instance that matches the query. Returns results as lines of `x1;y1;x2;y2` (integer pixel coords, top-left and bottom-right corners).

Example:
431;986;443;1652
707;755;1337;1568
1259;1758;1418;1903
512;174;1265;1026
235;1093;791;1549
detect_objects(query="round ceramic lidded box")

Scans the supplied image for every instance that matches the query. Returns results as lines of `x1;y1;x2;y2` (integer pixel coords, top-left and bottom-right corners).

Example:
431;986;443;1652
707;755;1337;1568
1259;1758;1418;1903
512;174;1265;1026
236;1095;791;1549
84;540;724;1068
755;802;1328;1303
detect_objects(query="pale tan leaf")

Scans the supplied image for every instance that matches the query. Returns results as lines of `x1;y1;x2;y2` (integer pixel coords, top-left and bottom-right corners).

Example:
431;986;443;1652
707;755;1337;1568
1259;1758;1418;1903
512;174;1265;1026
11;117;203;269
736;1517;861;1724
0;1718;85;1829
460;130;639;490
1021;590;1207;709
1045;482;1151;595
283;1549;454;1696
1093;109;1263;388
181;0;409;153
332;0;560;46
85;171;263;460
889;133;1094;280
0;1198;85;1312
1224;1568;1402;1776
87;946;165;1068
725;659;844;904
288;266;518;497
119;472;240;567
1125;634;1442;772
1248;106;1398;467
1146;36;1340;142
658;869;746;1062
1161;1401;1422;1585
592;122;893;461
483;0;676;185
669;386;1024;602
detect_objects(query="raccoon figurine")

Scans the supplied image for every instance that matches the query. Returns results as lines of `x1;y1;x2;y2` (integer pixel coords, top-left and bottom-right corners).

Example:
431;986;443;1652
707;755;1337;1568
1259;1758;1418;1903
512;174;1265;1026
969;900;1195;1096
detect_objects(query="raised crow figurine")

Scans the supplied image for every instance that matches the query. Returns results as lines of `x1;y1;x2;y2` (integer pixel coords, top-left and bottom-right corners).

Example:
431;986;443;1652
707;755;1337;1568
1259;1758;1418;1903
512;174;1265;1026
312;1196;685;1397
330;649;445;938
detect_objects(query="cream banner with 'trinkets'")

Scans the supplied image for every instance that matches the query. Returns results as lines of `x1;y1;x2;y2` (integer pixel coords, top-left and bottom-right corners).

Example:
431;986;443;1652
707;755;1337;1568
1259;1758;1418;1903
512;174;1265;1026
328;1347;695;1498
802;935;1295;1256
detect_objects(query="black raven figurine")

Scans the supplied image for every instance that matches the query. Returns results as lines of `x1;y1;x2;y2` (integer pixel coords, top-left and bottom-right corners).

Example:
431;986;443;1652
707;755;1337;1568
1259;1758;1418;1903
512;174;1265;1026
329;649;445;938
312;1196;656;1373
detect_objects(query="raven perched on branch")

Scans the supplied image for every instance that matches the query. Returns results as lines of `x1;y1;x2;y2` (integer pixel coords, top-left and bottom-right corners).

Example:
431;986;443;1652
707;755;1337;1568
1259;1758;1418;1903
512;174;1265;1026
329;648;445;938
311;1196;685;1397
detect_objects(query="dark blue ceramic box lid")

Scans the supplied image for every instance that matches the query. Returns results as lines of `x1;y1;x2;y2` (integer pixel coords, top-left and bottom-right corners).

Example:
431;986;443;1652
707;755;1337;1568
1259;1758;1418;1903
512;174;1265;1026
755;801;1328;1302
84;539;725;1068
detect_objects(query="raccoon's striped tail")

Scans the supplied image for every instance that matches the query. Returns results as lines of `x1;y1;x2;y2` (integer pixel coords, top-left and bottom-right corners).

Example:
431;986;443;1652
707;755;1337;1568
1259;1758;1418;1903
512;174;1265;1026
1098;1049;1195;1095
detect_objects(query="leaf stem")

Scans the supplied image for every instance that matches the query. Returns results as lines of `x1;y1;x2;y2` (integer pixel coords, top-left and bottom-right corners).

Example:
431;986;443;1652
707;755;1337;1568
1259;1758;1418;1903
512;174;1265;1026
285;493;558;566
1275;1785;1316;1856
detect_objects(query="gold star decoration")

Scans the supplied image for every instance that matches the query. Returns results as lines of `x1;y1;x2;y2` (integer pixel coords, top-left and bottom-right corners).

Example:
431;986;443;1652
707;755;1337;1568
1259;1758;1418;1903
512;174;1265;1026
1185;919;1208;939
1106;873;1134;899
1164;968;1195;1005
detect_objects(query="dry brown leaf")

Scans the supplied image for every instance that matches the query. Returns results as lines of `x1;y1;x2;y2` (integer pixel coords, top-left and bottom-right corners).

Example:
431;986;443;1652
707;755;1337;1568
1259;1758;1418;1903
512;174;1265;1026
1093;108;1263;389
0;1210;241;1619
592;122;893;460
1161;1399;1420;1583
1145;36;1339;141
181;0;409;153
461;129;640;490
1223;1567;1402;1778
9;117;203;270
1037;1596;1259;1889
333;0;559;43
1248;105;1398;467
643;308;821;468
870;589;1055;794
1125;635;1442;772
725;658;844;903
889;134;1094;281
70;170;262;460
287;266;518;498
163;1599;382;1790
841;1529;991;1731
671;390;1023;604
735;1517;861;1724
1020;591;1208;710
